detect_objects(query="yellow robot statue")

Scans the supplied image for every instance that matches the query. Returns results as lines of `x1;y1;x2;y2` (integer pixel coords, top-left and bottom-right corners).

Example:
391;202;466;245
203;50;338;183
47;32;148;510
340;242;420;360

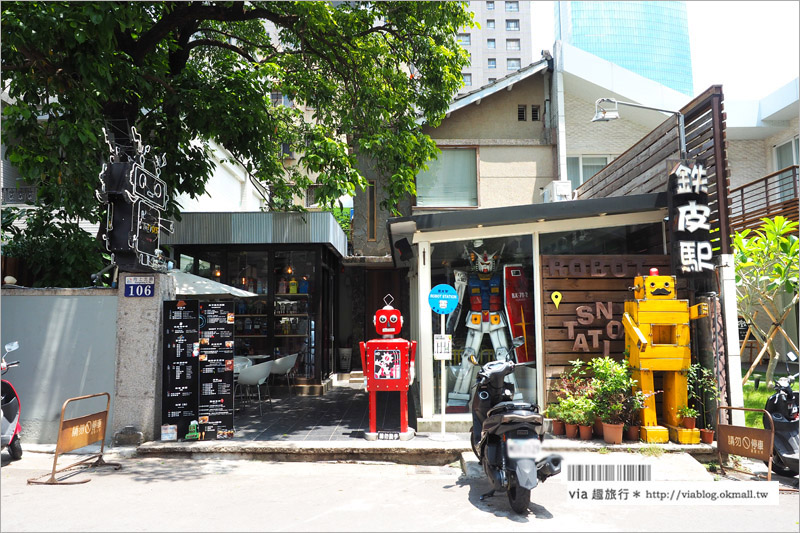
622;268;708;444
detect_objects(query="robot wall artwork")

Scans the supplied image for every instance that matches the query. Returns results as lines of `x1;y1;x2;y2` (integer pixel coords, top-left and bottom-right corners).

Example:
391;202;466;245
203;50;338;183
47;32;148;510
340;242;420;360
444;242;534;411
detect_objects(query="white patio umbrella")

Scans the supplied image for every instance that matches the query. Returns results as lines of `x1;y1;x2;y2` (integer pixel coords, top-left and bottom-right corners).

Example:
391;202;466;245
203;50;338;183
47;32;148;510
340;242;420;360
167;269;257;299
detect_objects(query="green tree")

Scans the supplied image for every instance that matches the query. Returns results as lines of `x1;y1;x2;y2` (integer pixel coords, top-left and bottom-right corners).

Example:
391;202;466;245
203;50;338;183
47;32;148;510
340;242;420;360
1;2;472;283
733;216;799;385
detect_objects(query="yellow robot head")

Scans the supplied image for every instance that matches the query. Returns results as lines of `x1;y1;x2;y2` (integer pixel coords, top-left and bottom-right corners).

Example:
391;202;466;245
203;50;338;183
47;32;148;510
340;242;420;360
634;268;676;300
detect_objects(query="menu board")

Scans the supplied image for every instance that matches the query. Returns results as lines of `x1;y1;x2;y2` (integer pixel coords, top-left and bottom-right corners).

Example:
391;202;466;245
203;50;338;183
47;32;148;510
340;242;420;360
162;299;199;440
197;301;235;440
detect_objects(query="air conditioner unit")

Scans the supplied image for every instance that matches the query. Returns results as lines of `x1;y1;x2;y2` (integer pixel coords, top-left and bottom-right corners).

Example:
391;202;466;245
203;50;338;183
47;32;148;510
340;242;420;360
542;180;572;203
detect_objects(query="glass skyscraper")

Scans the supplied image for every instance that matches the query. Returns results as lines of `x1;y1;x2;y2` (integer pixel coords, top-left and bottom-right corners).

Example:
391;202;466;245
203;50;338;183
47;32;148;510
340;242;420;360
555;1;694;95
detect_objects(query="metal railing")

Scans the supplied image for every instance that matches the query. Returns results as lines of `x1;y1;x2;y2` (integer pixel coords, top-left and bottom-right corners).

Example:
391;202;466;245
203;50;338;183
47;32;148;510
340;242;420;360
729;165;798;234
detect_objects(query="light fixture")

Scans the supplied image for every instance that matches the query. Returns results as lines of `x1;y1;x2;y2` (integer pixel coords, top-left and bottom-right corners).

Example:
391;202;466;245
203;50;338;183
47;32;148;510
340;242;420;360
591;97;687;159
214;268;221;277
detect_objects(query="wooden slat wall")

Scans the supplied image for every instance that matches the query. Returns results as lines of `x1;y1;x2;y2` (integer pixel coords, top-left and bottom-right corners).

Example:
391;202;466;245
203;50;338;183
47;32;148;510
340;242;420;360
729;166;799;234
575;86;732;255
541;255;684;405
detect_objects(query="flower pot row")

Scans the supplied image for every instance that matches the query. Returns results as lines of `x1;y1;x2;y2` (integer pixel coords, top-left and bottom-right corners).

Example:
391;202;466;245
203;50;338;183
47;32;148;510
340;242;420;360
551;418;642;444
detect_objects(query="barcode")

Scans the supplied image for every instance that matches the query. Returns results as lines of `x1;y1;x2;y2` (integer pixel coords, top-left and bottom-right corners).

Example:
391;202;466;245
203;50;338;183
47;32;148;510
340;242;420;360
568;464;652;481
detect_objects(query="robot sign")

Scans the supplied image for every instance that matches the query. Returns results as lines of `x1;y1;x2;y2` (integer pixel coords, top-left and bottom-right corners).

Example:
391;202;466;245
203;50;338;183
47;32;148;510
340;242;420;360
428;284;458;315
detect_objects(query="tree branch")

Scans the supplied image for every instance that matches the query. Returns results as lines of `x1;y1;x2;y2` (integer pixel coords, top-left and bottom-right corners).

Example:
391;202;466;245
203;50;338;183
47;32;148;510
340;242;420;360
184;38;258;63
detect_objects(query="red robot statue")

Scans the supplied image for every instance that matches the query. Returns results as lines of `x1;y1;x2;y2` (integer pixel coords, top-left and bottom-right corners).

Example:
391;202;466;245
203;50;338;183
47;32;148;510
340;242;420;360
359;294;417;441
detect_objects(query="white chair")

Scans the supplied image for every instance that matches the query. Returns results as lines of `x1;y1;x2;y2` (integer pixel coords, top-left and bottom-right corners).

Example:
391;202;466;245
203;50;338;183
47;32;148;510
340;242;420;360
235;360;273;416
271;352;299;394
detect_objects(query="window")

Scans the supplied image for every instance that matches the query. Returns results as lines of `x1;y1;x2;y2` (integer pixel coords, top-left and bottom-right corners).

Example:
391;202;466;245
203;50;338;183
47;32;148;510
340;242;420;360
487;58;496;69
517;105;526;121
567;155;612;189
487;38;496;49
462;73;472;86
506;38;520;51
531;105;540;121
774;136;799;201
506;19;520;31
416;148;478;207
367;180;376;241
487;1;495;10
505;1;519;12
507;58;521;70
457;33;471;46
486;19;495;29
305;185;321;208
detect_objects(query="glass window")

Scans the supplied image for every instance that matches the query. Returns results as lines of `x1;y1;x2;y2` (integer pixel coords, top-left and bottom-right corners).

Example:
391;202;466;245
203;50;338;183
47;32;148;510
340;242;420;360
507;58;521;70
517;104;526;121
531;105;540;121
487;38;496;49
430;235;536;415
416;149;478;207
486;1;495;10
506;19;520;31
505;1;519;12
506;38;520;51
486;19;495;29
774;137;799;201
462;73;472;86
539;223;664;255
487;58;496;69
457;33;471;46
567;155;611;189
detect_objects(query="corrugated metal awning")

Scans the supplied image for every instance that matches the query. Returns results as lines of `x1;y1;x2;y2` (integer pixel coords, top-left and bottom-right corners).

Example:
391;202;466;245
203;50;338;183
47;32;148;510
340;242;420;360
161;211;348;258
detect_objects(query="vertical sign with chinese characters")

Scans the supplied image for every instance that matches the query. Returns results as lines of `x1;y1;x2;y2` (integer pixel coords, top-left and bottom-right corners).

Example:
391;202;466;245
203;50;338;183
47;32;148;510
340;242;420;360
197;301;235;440
668;160;714;275
162;300;200;440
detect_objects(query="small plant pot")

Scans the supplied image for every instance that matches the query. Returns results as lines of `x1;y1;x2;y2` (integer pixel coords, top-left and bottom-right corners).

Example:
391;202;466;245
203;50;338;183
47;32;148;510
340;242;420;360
551;419;565;436
700;428;714;444
565;423;579;439
578;424;593;440
625;425;640;442
602;422;624;445
681;416;697;429
594;416;604;438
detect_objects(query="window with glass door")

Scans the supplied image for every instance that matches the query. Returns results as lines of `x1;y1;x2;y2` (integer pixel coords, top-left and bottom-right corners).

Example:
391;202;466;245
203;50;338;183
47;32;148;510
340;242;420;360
415;148;478;208
506;38;520;51
506;19;519;31
774;137;799;201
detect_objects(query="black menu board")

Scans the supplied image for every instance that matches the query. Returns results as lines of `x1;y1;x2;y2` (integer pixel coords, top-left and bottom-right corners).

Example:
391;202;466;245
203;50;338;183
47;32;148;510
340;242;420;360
197;301;235;440
162;299;199;440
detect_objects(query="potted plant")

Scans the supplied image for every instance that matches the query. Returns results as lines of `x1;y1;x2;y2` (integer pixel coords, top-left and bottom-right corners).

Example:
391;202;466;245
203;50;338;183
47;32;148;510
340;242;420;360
545;404;565;436
558;393;594;439
677;405;699;429
621;390;647;441
588;356;638;445
687;362;720;443
555;360;599;436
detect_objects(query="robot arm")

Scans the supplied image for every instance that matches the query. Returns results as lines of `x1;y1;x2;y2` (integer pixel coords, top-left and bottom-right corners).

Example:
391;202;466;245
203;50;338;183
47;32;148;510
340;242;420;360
622;312;648;351
409;340;417;385
446;270;469;334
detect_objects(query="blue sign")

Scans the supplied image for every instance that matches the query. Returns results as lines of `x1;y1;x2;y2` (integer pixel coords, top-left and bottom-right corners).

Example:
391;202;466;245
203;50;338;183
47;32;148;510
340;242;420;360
124;275;155;297
428;284;458;315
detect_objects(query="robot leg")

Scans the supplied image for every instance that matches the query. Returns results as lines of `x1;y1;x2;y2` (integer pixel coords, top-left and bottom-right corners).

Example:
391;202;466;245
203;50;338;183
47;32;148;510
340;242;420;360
488;325;522;400
448;325;483;405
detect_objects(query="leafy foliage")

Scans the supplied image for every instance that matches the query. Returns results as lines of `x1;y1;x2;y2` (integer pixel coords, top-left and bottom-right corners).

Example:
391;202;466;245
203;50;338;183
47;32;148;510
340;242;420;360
733;216;799;383
2;207;105;287
587;356;638;425
1;1;472;284
557;393;595;426
687;362;720;429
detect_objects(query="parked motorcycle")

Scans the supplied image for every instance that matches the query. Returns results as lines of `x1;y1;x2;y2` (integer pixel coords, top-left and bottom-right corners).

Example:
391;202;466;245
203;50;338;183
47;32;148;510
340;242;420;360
1;341;23;461
763;351;799;477
469;356;562;513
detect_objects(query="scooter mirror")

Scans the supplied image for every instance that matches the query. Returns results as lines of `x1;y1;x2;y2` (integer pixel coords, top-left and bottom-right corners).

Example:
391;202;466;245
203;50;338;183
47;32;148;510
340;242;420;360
4;341;18;353
786;351;798;362
512;336;525;348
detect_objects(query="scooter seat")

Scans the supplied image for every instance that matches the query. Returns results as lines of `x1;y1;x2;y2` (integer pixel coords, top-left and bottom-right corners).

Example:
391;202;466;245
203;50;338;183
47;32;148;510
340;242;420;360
487;401;539;418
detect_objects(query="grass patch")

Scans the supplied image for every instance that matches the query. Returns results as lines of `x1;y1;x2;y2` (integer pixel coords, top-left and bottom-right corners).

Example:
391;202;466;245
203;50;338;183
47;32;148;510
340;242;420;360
639;444;664;458
742;371;798;428
598;447;610;454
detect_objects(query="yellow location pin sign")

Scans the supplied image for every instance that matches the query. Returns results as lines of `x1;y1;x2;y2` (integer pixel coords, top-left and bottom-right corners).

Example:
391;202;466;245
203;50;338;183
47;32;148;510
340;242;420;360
551;291;562;309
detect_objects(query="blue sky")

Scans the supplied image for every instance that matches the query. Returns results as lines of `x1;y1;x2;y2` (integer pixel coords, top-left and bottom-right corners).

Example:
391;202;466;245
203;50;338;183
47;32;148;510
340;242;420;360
530;1;800;100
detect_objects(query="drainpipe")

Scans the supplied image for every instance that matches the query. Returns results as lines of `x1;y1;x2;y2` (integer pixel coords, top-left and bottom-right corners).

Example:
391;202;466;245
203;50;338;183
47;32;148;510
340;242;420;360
553;41;568;183
543;69;552;145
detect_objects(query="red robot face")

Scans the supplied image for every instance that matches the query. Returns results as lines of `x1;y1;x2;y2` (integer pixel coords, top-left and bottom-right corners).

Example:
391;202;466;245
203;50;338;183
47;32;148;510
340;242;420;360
373;307;403;336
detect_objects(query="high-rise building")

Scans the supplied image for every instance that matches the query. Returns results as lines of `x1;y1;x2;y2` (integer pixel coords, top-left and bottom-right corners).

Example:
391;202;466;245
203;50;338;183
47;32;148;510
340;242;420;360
555;1;694;96
458;0;534;93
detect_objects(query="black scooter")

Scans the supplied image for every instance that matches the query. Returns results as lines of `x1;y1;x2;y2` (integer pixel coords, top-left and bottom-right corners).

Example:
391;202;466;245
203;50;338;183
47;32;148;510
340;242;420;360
469;357;562;513
1;341;23;461
763;351;799;477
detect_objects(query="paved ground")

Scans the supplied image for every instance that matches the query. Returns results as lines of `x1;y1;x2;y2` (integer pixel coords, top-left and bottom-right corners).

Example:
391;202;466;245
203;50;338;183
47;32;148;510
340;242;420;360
2;448;798;532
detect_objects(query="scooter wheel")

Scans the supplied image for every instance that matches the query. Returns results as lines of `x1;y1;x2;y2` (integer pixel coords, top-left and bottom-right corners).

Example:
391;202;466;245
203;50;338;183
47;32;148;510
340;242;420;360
507;481;531;514
8;435;22;461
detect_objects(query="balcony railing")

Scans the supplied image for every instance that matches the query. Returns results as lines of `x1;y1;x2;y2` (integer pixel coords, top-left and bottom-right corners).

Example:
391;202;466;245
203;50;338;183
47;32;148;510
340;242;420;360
729;165;798;234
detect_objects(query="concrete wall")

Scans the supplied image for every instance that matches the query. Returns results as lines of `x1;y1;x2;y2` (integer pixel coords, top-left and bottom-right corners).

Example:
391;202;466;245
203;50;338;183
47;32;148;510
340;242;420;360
0;289;118;444
563;93;651;156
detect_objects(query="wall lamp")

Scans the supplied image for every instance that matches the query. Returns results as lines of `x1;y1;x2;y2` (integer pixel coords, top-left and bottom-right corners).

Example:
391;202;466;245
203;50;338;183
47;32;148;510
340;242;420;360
591;98;687;159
